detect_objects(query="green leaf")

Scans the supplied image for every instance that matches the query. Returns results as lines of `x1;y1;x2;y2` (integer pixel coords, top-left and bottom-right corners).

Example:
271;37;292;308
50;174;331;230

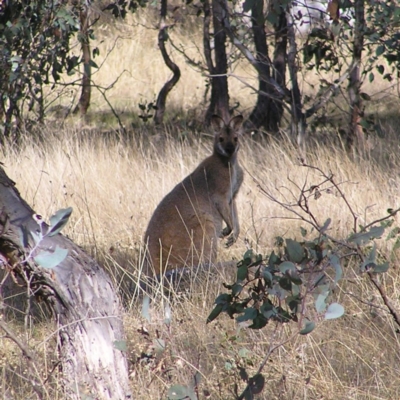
48;207;73;236
207;304;223;323
243;0;257;12
315;292;328;313
321;218;331;233
279;261;296;273
285;239;305;263
89;59;98;69
34;246;68;269
360;92;371;101
300;227;307;237
348;226;384;245
113;340;127;352
300;321;315;335
372;262;389;273
376;45;385;56
236;307;258;323
238;348;251;359
279;276;292;291
225;361;233;370
262;269;273;284
237;265;248;281
369;72;375;83
329;254;342;284
141;295;151;321
325;303;344;320
248;374;265;395
167;384;190;400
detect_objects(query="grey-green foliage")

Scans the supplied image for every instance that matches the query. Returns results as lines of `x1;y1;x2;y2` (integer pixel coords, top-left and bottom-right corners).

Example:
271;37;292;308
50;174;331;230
167;372;201;400
303;1;400;134
208;221;392;332
0;0;80;134
21;207;73;269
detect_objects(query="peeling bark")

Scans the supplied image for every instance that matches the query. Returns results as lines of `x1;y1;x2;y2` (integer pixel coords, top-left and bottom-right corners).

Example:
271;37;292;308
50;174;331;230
0;167;130;399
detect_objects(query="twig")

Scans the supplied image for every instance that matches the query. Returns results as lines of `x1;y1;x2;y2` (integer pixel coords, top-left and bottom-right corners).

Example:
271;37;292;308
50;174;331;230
237;327;298;399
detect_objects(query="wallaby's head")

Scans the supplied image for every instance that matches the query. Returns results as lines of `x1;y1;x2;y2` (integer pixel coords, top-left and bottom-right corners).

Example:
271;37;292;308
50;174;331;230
211;115;243;159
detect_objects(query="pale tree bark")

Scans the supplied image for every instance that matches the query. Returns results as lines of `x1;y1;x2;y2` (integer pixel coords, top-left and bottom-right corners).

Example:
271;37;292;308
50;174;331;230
347;0;365;152
74;4;92;116
0;167;131;399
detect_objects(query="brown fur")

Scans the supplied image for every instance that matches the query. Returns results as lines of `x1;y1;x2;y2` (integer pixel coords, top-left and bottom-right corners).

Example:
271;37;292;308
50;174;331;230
144;115;244;276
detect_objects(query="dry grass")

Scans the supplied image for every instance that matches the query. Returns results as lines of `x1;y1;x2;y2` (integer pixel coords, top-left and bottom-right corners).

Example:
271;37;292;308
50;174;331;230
1;119;400;399
2;9;400;400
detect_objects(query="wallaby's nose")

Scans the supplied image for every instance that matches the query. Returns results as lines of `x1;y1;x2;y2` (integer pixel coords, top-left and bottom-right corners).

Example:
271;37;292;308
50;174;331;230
225;142;236;155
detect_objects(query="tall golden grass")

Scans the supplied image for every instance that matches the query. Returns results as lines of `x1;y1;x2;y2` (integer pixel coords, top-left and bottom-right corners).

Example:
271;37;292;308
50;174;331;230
2;9;400;400
2;120;400;398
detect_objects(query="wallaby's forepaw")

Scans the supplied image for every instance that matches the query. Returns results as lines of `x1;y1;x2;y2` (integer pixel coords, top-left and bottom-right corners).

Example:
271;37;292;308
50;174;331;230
220;226;232;238
225;233;237;248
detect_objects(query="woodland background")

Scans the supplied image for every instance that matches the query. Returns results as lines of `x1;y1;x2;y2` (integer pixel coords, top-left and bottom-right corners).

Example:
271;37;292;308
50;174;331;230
1;0;400;399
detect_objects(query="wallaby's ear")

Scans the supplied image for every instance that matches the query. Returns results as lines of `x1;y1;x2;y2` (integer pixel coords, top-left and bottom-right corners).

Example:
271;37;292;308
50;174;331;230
210;115;225;132
229;115;244;131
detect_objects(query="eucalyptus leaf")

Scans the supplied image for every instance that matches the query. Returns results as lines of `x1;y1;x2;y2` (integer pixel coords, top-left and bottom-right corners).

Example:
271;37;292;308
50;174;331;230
286;239;305;263
207;304;223;323
325;303;345;320
329;254;342;284
279;261;296;273
348;226;384;245
48;207;73;236
167;384;190;400
113;340;127;352
300;321;315;335
236;307;258;323
372;262;389;273
34;246;68;269
315;293;328;313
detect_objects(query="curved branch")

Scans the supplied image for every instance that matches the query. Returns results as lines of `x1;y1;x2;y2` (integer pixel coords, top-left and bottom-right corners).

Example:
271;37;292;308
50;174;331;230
154;0;181;126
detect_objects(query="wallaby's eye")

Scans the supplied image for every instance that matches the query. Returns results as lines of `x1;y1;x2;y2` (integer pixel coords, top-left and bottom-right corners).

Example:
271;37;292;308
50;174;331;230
234;137;238;143
219;137;224;143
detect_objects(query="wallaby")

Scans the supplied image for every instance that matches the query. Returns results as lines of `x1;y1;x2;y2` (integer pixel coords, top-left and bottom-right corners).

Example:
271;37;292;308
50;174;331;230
144;115;244;277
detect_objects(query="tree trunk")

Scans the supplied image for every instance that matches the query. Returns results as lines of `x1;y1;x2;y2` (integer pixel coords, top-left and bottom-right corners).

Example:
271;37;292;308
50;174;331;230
205;0;230;123
154;0;181;125
347;0;365;151
246;0;272;131
246;0;286;134
286;6;306;156
0;167;130;399
74;4;91;116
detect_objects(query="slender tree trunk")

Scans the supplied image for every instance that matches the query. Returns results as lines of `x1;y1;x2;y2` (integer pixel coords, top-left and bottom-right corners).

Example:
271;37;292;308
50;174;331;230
286;6;306;156
347;0;365;151
246;0;287;134
0;167;130;399
246;0;272;131
205;0;230;123
154;0;181;125
74;4;91;116
271;7;287;130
